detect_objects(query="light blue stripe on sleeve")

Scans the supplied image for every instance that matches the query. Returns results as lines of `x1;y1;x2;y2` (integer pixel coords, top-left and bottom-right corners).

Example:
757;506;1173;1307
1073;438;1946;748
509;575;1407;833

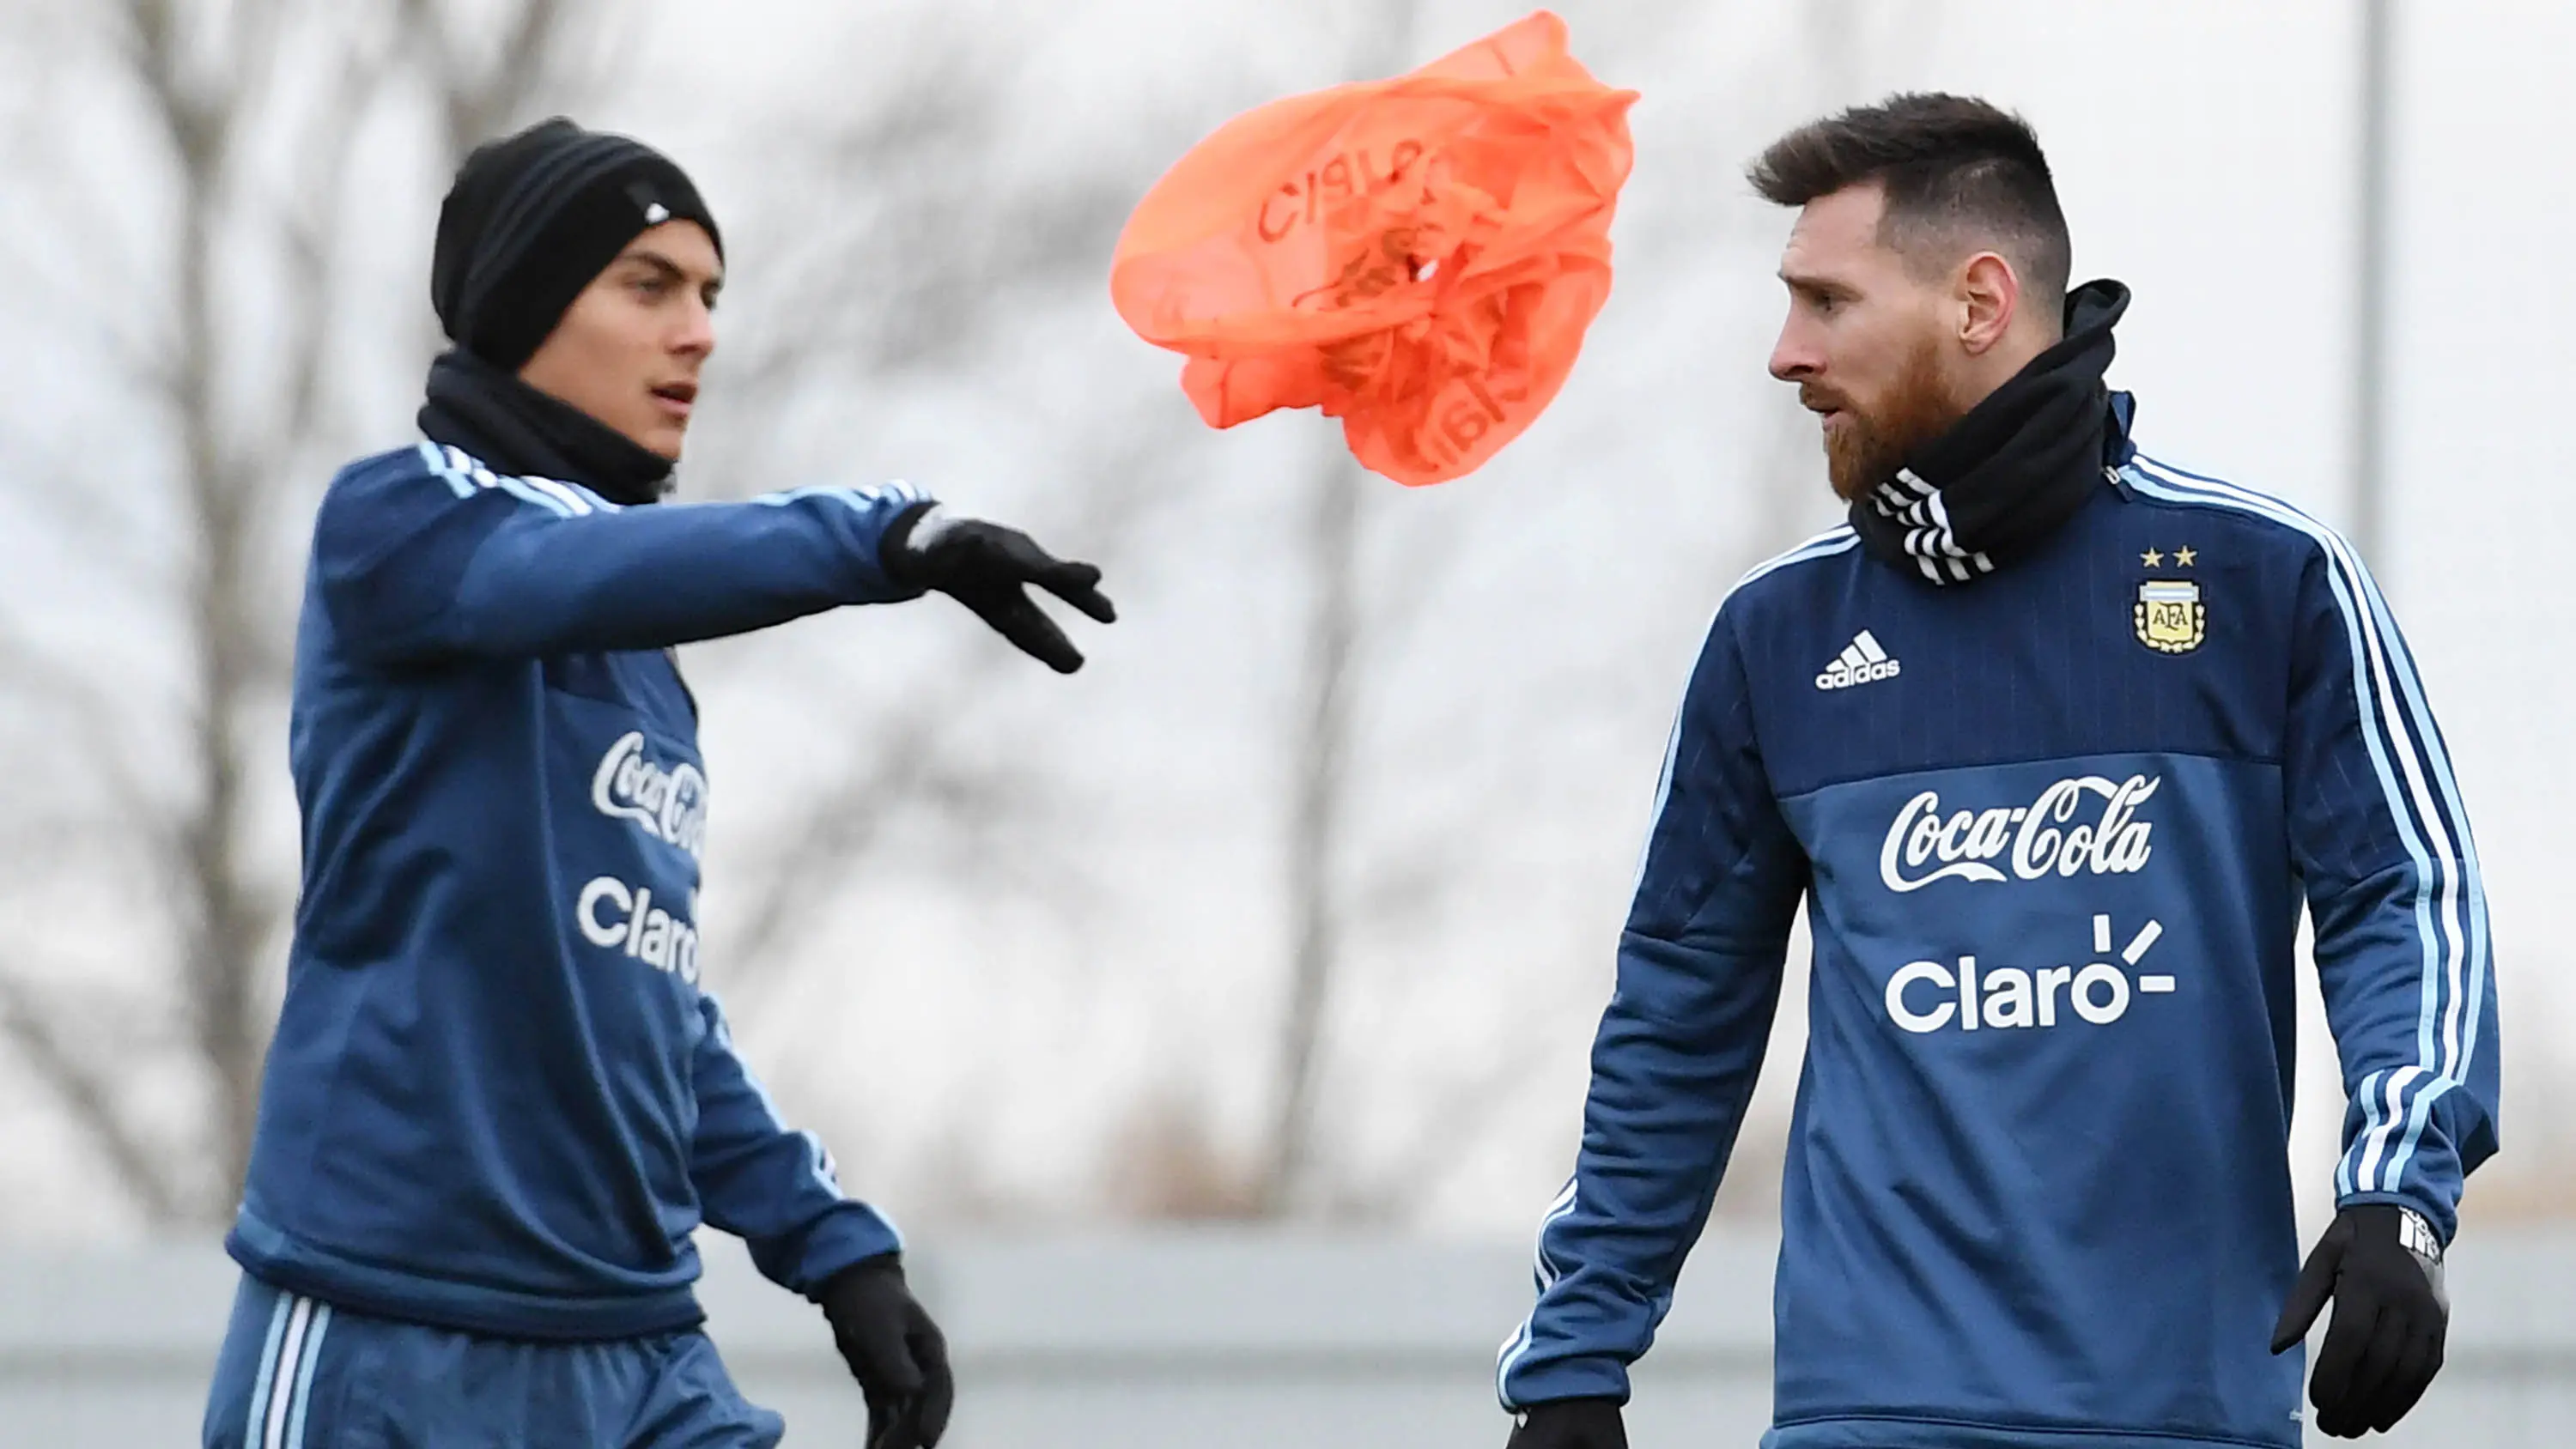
2127;458;2477;1195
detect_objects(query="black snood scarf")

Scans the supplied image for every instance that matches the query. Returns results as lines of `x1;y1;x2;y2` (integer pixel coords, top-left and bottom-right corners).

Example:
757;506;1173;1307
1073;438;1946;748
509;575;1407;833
1849;279;2130;586
417;350;678;507
418;117;724;506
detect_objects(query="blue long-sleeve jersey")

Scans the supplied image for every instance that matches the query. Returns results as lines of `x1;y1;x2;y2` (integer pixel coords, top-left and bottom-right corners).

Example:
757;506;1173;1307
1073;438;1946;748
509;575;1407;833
229;440;928;1340
1501;409;2499;1449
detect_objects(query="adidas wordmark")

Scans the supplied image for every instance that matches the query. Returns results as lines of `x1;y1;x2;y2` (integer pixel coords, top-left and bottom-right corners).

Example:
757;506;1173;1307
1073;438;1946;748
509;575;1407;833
1815;630;1902;690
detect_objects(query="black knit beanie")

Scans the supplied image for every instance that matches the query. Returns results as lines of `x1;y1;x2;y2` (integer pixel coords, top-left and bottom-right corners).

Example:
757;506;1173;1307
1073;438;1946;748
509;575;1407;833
430;117;724;372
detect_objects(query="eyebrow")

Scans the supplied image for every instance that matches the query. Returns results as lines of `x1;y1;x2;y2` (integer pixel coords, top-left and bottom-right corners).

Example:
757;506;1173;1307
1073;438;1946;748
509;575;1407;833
617;247;724;294
1778;268;1854;298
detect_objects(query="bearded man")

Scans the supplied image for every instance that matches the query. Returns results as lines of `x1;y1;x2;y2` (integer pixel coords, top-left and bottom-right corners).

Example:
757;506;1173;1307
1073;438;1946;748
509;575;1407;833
1496;94;2497;1449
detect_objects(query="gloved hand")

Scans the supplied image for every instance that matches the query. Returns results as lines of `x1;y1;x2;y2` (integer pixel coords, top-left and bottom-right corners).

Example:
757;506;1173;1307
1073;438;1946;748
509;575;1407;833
1504;1397;1626;1449
817;1255;955;1449
884;505;1115;673
2270;1203;2450;1438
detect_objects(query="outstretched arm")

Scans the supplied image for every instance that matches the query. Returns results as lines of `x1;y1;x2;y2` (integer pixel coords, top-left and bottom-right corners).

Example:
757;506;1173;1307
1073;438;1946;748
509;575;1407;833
315;444;931;663
314;443;1111;669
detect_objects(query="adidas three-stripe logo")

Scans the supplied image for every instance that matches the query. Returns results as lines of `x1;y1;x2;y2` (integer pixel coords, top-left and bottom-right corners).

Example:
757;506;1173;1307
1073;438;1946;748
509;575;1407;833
1815;630;1902;690
242;1292;334;1449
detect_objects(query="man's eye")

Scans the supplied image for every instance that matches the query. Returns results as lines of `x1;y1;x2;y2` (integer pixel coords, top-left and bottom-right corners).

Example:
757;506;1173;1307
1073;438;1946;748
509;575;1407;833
632;276;669;298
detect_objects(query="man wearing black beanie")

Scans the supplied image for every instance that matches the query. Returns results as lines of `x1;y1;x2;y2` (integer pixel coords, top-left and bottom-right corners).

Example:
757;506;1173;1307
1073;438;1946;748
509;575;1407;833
201;118;1107;1449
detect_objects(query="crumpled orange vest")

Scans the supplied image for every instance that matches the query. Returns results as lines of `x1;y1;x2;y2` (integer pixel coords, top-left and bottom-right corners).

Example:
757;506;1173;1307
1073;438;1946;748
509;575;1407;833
1112;10;1637;486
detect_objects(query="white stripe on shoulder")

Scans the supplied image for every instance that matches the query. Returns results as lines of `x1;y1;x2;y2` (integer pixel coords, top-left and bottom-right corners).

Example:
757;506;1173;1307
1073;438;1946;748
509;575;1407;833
463;451;580;518
2125;456;2479;1193
411;440;632;518
1623;527;1856;893
1727;524;1859;601
755;481;927;513
416;440;477;500
518;474;607;516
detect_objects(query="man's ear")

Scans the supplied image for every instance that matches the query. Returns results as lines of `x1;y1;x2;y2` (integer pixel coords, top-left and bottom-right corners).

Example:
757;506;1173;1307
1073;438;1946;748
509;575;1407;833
1956;252;2020;356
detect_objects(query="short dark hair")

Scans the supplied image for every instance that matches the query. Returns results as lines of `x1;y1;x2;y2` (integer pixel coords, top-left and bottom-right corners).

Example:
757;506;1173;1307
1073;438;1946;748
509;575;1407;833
1748;93;2071;325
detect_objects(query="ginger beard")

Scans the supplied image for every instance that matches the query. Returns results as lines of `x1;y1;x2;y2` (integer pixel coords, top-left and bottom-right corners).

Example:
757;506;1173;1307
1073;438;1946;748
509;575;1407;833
1808;330;1967;503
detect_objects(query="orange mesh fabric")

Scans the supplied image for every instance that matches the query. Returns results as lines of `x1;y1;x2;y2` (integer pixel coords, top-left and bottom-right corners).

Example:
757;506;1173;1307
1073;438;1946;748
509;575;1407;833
1111;11;1638;486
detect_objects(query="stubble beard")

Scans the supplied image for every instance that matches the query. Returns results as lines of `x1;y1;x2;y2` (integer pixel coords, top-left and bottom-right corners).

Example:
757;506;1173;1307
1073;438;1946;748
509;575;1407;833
1816;336;1965;504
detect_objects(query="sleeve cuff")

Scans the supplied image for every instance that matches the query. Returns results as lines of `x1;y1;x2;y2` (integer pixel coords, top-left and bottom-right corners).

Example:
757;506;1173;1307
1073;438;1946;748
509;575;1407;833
2335;1188;2458;1247
1499;1350;1633;1412
751;1200;905;1300
874;500;943;589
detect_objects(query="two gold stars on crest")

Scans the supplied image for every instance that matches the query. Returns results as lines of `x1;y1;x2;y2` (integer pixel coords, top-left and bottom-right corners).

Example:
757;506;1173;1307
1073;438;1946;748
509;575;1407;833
2142;547;2197;568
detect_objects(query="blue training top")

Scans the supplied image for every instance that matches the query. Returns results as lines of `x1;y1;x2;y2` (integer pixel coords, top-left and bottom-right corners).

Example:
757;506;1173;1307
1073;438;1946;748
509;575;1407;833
1501;401;2499;1449
230;440;927;1339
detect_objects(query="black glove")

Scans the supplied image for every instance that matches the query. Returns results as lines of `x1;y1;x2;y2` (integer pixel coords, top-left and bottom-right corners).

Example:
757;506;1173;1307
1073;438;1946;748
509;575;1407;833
2269;1203;2450;1438
817;1255;955;1449
883;506;1115;674
1504;1397;1626;1449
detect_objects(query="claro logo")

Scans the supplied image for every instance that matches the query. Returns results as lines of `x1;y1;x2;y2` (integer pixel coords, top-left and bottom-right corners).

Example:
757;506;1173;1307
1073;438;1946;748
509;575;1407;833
576;875;700;985
592;731;707;858
1882;918;2176;1034
1880;774;2159;893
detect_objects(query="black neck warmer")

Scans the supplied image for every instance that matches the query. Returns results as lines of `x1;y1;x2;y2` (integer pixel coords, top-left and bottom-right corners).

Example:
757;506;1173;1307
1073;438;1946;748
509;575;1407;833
1849;278;2130;586
417;349;675;506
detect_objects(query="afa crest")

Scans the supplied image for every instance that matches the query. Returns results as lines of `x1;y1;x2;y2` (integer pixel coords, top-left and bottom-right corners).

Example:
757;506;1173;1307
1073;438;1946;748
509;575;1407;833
2135;579;2205;654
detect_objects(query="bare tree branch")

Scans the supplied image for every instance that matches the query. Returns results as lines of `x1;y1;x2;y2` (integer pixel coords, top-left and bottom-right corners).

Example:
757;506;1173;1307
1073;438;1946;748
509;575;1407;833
712;655;1014;990
1255;450;1364;1215
665;18;1182;1022
1327;1009;1564;1223
1247;0;1424;1218
1242;0;1868;1220
0;612;187;891
0;418;170;624
268;8;404;462
393;0;589;163
0;0;615;1222
697;41;1146;467
0;973;186;1223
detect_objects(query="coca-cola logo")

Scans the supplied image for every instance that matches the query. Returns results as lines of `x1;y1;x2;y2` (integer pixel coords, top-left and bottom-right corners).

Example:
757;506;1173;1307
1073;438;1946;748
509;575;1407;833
1880;774;2159;893
592;731;708;858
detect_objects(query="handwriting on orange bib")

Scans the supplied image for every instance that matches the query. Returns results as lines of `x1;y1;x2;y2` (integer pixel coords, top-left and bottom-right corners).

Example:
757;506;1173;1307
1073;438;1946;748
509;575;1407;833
1111;10;1637;487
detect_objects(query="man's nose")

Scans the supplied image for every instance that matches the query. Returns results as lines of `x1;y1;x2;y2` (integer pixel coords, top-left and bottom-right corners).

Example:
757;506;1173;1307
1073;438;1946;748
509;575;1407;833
1770;317;1820;382
673;298;716;360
